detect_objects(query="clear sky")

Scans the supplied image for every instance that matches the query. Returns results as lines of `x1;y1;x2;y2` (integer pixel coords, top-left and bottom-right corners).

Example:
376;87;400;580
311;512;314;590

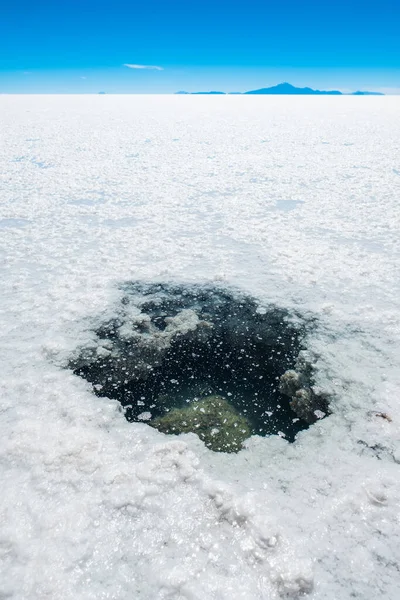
1;0;399;93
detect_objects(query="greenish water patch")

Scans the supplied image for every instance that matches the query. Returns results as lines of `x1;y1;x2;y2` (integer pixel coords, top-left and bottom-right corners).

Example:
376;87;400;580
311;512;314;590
151;395;251;453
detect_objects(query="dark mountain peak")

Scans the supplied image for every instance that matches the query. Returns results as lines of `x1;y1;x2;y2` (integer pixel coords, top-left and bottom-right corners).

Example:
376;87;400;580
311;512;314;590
245;82;342;95
276;82;296;89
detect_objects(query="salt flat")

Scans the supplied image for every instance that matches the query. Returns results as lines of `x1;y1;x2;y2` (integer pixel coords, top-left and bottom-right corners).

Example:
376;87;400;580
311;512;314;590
1;95;400;599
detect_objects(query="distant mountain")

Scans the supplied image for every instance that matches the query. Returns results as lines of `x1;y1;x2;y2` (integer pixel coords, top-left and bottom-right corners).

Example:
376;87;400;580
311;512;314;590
176;90;226;95
175;83;385;96
245;82;342;95
352;91;384;96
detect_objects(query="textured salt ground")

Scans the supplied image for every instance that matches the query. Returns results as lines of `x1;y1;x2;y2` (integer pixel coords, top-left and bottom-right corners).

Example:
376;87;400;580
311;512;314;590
1;96;400;599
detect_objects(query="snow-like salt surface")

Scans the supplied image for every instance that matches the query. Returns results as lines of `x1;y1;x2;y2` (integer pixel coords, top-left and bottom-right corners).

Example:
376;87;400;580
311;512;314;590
1;95;400;599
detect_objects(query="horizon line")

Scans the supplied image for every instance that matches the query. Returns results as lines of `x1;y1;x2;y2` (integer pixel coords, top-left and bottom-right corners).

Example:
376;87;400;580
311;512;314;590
1;81;398;95
1;91;398;95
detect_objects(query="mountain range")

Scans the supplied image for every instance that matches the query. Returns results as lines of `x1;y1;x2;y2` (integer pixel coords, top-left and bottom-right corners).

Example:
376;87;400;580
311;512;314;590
175;83;384;96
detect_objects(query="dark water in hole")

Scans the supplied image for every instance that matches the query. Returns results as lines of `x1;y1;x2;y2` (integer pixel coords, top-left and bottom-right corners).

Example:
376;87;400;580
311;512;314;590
122;335;307;441
73;283;311;443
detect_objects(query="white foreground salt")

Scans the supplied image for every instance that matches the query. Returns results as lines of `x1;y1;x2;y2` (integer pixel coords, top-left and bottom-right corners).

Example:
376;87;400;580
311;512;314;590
1;95;400;599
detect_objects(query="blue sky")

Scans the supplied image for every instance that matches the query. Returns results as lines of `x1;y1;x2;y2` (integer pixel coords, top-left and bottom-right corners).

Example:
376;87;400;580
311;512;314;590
1;0;399;93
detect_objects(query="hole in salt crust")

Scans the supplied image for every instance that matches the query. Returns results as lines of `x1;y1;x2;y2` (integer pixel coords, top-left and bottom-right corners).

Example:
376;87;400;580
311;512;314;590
70;283;329;452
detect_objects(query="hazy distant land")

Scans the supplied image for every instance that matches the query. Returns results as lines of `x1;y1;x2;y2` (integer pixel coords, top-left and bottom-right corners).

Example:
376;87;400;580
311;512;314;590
175;82;385;95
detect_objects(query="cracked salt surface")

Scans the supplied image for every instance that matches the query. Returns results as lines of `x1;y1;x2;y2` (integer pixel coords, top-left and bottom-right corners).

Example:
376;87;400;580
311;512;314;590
1;95;400;599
